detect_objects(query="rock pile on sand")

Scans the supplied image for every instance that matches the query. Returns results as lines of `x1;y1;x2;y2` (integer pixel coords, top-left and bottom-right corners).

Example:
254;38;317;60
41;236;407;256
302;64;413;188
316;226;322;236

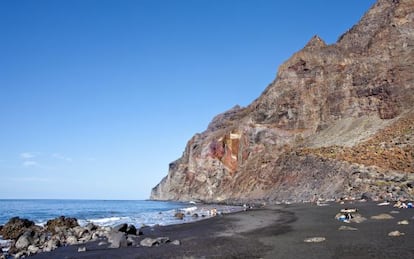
0;216;180;258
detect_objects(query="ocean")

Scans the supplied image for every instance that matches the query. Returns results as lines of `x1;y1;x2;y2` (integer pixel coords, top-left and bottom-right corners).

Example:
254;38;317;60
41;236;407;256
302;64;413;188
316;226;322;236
0;199;235;228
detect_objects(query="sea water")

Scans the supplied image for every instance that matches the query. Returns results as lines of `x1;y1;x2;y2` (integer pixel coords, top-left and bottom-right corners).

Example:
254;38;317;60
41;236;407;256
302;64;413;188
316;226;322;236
0;199;241;252
0;199;229;227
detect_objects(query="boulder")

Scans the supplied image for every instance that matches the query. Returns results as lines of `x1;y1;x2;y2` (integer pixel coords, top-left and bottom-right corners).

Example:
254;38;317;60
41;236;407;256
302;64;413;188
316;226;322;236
15;233;32;250
139;237;171;247
27;245;40;255
125;224;137;235
46;216;79;233
174;212;185;220
1;217;35;240
137;228;143;236
140;238;158;247
14;251;27;259
156;237;170;244
42;238;60;252
84;223;98;232
127;235;137;246
113;223;128;233
107;231;128;248
66;235;78;245
79;233;92;242
72;226;87;238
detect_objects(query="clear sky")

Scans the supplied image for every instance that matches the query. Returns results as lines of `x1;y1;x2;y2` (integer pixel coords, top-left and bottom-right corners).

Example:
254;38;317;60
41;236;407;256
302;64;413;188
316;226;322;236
0;0;376;200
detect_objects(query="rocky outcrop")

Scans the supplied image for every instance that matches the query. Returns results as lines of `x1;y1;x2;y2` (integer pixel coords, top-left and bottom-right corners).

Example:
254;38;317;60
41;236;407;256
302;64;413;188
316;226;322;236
45;216;79;233
151;0;414;203
0;217;35;240
1;216;151;258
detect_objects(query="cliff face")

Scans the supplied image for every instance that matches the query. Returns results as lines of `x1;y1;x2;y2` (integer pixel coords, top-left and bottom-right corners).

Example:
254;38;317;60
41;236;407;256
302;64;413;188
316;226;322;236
151;0;414;203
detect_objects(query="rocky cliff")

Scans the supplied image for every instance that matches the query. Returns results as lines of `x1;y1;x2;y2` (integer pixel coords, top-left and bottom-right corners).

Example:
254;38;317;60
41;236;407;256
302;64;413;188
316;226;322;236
151;0;414;203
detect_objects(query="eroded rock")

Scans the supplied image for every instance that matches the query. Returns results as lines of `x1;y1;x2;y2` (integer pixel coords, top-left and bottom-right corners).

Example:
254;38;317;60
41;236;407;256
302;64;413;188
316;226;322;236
1;217;35;240
46;216;79;233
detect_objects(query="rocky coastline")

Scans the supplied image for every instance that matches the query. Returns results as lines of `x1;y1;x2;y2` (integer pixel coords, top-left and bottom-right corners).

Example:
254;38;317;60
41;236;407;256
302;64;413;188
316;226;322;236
0;204;243;259
1;201;413;258
0;216;145;258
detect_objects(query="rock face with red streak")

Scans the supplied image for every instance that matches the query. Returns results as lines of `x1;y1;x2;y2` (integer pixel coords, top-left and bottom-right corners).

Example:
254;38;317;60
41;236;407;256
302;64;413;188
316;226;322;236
151;0;414;203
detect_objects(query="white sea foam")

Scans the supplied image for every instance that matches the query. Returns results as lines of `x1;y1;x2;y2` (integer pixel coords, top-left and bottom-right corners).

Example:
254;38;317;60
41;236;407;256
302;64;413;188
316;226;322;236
0;200;243;232
181;206;198;213
87;216;130;226
35;221;47;227
0;237;12;252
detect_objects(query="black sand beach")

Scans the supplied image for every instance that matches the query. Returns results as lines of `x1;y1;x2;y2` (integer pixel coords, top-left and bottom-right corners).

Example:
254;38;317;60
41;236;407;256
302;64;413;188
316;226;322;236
30;202;414;259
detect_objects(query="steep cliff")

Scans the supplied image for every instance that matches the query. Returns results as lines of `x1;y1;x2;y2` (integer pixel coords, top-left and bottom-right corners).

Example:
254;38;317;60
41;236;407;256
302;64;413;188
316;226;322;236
151;0;414;203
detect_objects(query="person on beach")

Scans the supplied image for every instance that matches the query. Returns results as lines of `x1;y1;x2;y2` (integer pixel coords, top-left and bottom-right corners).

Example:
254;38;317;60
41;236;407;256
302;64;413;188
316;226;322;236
210;208;217;216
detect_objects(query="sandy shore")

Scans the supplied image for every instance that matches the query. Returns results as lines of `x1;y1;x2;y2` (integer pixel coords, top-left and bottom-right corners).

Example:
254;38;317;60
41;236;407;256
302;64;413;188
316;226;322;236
30;202;414;259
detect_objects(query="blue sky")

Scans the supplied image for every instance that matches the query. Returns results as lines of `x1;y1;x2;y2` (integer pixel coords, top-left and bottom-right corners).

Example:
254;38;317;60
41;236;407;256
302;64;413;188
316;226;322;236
0;0;375;200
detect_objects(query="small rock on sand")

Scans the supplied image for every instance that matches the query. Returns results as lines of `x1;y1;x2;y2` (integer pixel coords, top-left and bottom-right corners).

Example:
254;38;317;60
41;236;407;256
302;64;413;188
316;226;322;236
304;237;326;243
388;230;405;237
171;240;181;245
397;220;409;225
371;213;394;220
338;226;358;231
78;246;87;252
140;238;158;247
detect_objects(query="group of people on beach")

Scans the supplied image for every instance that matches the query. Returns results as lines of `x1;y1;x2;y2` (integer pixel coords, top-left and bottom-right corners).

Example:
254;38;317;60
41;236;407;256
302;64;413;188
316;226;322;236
393;201;413;209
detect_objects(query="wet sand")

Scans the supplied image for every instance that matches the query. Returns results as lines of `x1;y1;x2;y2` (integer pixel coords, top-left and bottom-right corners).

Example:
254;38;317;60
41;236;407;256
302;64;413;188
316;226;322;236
31;202;414;258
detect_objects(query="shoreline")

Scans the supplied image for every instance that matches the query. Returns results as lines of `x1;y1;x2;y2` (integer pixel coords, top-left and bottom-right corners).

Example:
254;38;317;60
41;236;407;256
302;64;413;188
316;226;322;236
2;201;414;258
0;202;244;258
0;200;243;228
